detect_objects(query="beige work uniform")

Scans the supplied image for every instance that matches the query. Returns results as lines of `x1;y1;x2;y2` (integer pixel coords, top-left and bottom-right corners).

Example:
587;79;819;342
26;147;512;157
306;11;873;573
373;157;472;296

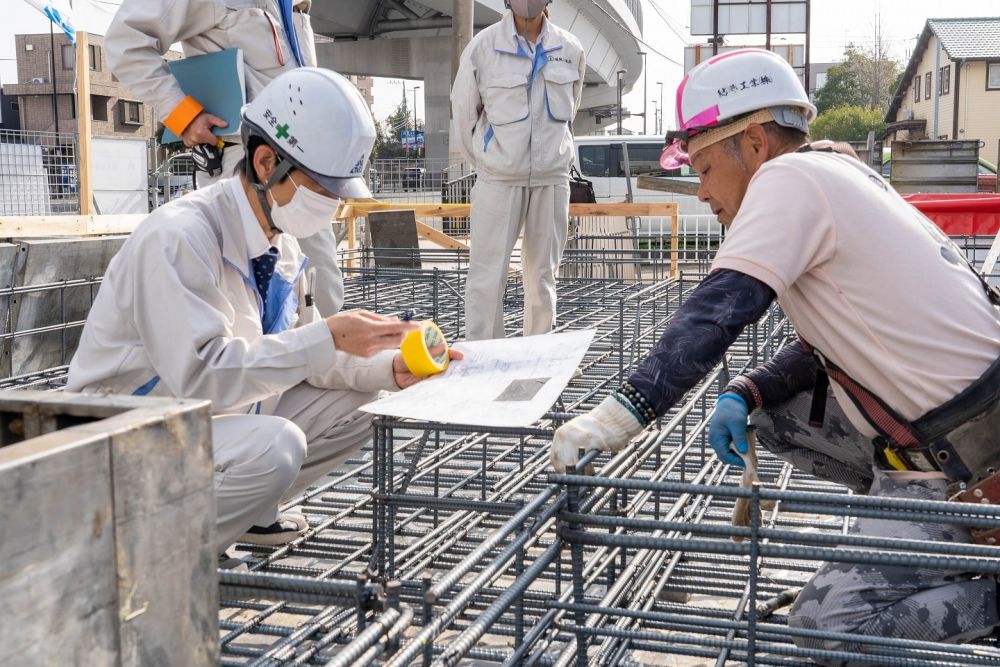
67;178;396;550
451;11;586;340
105;0;343;316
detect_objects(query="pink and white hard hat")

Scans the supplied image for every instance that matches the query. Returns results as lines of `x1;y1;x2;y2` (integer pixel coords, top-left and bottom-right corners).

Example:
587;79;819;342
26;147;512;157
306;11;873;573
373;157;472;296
660;48;816;169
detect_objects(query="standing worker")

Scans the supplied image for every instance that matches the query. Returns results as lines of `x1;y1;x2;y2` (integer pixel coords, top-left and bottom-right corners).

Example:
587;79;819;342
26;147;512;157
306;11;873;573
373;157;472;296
451;0;586;340
105;0;348;316
68;69;459;551
550;49;1000;659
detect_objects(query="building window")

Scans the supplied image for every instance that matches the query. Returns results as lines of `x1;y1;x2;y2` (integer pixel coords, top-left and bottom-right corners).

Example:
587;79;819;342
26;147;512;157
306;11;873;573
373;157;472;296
988;63;1000;91
913;75;921;102
88;44;101;72
925;71;932;99
120;100;143;125
939;65;950;96
61;44;74;70
91;95;109;121
9;101;18;112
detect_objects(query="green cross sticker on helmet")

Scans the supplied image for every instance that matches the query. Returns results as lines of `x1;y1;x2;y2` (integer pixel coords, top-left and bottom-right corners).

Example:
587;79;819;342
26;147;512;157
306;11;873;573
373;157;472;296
241;68;377;200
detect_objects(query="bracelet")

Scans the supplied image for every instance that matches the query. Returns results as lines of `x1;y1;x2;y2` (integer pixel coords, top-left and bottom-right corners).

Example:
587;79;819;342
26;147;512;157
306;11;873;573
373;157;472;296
617;381;657;426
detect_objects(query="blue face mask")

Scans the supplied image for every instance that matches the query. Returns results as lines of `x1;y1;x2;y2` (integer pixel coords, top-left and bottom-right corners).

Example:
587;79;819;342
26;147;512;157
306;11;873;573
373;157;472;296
271;173;340;238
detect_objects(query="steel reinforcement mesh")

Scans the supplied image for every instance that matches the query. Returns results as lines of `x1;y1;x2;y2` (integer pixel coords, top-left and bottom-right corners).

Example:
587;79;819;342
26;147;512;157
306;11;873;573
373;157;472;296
216;260;1000;666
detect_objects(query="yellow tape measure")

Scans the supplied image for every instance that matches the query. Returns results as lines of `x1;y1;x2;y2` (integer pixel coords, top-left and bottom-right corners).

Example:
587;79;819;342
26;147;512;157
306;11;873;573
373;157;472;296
400;320;450;378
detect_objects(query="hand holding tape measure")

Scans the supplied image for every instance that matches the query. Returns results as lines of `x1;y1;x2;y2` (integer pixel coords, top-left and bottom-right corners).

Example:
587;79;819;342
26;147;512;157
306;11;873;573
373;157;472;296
396;309;462;386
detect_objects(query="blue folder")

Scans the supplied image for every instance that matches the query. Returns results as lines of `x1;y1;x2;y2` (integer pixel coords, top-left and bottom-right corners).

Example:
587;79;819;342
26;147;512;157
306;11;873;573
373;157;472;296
160;49;246;144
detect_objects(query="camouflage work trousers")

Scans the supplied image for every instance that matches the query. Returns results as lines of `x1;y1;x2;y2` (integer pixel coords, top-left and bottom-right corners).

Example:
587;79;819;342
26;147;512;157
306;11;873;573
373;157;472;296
751;390;999;665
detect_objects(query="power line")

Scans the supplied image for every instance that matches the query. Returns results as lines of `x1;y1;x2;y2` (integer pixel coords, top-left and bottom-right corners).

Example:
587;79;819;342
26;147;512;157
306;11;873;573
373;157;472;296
583;0;683;68
647;0;690;43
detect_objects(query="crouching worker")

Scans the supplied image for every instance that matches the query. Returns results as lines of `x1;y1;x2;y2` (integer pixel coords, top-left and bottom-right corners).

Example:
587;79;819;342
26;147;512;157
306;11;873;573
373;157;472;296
68;68;460;551
549;48;1000;663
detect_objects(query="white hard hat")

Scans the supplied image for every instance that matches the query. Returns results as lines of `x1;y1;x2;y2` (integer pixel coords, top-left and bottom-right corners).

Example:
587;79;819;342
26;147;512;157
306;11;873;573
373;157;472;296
661;48;816;168
241;67;376;199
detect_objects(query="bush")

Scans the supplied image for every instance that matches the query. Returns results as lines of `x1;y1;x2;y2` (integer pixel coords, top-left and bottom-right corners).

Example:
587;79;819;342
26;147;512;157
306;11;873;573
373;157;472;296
810;105;887;142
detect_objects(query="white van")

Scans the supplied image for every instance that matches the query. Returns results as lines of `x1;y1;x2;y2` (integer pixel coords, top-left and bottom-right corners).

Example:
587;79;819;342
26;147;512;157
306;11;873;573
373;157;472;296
573;135;719;236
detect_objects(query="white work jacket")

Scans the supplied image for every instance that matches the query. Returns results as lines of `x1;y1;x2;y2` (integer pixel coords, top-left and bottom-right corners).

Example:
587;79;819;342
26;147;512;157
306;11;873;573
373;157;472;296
66;178;396;415
105;0;317;134
451;11;586;186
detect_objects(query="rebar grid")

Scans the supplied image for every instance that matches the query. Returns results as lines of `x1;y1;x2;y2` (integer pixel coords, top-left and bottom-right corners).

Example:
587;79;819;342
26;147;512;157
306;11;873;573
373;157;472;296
0;238;995;664
220;260;1000;665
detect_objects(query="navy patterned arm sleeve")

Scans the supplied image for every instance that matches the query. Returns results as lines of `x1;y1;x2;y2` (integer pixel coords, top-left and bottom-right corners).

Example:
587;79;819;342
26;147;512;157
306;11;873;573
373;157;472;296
624;269;775;418
724;338;818;411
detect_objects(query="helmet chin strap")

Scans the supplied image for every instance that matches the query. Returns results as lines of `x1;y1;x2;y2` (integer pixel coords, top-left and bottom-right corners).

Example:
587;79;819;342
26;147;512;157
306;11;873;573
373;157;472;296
246;154;294;235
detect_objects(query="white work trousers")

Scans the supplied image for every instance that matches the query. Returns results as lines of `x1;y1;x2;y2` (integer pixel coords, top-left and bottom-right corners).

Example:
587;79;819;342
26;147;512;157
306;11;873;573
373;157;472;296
465;180;570;341
212;381;377;551
199;145;345;316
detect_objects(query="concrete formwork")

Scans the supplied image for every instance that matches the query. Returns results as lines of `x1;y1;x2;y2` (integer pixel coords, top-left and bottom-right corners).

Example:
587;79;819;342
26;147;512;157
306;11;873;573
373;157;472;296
0;392;218;667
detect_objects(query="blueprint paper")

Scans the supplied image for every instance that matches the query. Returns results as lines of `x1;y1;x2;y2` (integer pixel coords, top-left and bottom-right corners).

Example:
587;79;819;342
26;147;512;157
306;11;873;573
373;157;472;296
360;329;596;427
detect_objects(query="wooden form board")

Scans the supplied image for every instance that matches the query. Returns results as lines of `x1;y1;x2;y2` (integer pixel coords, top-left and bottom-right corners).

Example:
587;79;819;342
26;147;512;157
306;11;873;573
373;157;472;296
0;392;217;666
0;214;145;237
338;200;679;271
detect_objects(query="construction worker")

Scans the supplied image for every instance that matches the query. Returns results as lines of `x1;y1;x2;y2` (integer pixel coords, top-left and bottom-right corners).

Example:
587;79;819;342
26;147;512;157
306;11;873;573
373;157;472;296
550;48;1000;658
68;69;459;551
105;0;347;317
451;0;586;340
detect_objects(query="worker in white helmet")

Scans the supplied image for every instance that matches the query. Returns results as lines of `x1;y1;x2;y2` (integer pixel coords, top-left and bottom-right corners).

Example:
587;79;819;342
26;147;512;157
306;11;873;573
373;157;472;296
451;0;587;340
68;68;460;551
551;48;1000;658
105;0;347;318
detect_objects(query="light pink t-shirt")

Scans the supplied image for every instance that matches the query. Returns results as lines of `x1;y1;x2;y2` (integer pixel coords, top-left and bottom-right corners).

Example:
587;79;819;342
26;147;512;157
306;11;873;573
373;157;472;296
713;151;1000;436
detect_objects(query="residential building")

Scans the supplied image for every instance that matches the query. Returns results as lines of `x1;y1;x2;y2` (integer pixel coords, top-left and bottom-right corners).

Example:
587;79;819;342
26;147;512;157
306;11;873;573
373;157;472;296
885;17;1000;164
348;75;375;110
5;32;181;139
0;89;21;131
808;62;838;101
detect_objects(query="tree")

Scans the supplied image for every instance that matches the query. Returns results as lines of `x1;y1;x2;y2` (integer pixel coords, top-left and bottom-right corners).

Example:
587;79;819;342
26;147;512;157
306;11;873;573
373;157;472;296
810;105;887;142
814;62;864;115
813;14;902;115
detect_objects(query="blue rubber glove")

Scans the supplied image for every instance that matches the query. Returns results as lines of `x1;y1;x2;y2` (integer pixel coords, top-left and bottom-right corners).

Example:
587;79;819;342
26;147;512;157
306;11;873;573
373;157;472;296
708;393;749;467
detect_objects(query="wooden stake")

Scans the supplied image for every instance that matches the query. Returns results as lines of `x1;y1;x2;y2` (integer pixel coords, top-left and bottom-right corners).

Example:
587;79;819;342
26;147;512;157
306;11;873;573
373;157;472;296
75;32;93;215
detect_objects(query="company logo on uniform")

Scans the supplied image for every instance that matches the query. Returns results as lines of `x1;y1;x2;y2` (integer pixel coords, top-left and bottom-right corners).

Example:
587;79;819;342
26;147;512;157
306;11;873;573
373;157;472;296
350;157;365;175
717;74;773;97
548;56;573;64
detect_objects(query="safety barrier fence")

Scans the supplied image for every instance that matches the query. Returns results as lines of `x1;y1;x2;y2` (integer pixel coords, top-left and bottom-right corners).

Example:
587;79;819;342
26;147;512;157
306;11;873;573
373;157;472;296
0;129;79;215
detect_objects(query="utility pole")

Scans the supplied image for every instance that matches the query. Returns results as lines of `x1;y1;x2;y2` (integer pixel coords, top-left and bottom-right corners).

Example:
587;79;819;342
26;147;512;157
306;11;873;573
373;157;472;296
49;22;59;136
451;0;474;84
450;0;474;160
413;85;421;158
652;100;658;139
656;81;663;134
616;69;627;135
638;51;647;134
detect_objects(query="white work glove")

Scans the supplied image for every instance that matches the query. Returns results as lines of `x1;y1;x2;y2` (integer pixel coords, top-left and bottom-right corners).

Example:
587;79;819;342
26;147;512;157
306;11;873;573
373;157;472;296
551;395;645;473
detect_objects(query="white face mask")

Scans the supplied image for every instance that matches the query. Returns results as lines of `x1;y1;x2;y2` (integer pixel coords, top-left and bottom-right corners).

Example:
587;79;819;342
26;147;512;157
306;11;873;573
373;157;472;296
270;173;340;238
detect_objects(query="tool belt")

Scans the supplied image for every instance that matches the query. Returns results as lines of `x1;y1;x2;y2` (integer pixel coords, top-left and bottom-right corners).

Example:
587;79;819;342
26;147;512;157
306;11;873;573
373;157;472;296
805;346;1000;544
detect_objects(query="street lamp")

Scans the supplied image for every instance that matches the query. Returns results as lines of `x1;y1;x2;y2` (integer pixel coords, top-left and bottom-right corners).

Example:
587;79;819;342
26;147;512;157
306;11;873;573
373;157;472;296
413;85;421;158
638;51;647;134
656;81;664;134
616;69;627;136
